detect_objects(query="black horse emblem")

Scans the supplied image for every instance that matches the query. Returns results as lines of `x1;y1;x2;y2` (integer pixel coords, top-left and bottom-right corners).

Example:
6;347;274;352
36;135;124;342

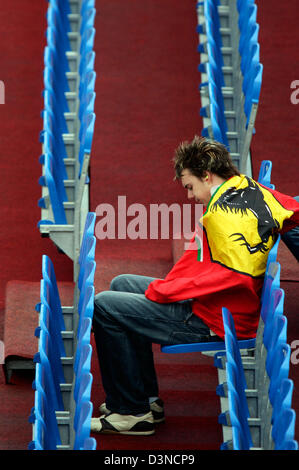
210;177;279;254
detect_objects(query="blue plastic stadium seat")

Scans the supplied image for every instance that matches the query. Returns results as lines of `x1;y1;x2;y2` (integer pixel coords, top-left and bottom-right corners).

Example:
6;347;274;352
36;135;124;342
260;260;281;320
78;112;96;176
80;8;96;36
81;0;95;17
28;390;46;450
263;287;285;350
77;284;95;340
265;314;287;378
78;235;96;275
43;62;68;115
29;362;62;449
78;261;96;313
73;372;93;430
223;362;253;450
73;401;93;450
82;437;97;450
269;342;291;402
41;109;68;179
38;152;68;225
43;88;69;141
78;212;97;264
273;408;297;450
74;344;93;400
35;303;66;384
80;27;96;58
79;51;96;85
38;255;67;334
74;318;93;372
45;26;70;79
49;0;72;35
271;379;295;445
33;328;65;412
243;62;263;127
258;160;275;190
47;4;71;55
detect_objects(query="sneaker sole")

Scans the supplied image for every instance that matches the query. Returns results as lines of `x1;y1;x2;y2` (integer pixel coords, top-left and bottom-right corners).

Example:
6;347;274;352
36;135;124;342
99;418;155;436
100;428;155;436
152;413;165;424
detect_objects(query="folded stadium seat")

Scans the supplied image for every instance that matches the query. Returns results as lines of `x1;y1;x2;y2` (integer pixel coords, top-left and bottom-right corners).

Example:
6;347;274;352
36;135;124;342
78;236;96;288
273;409;297;451
258;160;275;190
73;346;93;404
263;289;286;358
38;153;69;225
42;90;70;157
41;255;67;328
201;99;230;150
73;372;93;431
40;109;69;183
74;318;92;373
76;266;96;338
33;329;65;413
35;303;66;384
243;62;263;130
268;343;291;412
81;437;97;450
76;212;96;279
28;391;45;450
270;379;298;450
46;26;71;90
73;401;94;450
47;2;72;53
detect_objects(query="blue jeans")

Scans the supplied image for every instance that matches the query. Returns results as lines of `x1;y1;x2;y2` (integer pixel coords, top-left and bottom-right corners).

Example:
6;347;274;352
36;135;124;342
93;274;219;415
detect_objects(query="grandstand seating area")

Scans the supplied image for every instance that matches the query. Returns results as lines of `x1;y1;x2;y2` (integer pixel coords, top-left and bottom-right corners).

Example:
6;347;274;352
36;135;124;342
0;0;298;452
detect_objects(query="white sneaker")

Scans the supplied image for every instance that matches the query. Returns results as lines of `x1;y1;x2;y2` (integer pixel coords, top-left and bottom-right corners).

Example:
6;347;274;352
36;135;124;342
90;411;155;435
99;398;165;423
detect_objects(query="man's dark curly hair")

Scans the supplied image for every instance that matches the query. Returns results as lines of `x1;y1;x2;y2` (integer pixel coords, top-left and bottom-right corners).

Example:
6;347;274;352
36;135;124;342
173;136;240;180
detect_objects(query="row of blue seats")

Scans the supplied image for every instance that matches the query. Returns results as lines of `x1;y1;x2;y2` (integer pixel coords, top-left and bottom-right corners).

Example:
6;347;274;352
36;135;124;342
219;263;297;450
197;0;263;159
28;213;97;450
38;0;96;226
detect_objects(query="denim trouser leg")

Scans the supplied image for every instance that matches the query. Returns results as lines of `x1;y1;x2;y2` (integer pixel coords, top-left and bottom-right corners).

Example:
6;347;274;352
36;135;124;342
281;196;299;262
92;274;211;415
282;226;299;262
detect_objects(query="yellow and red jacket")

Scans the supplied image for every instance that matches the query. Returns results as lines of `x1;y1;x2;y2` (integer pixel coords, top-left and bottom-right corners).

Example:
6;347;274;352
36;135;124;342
145;175;299;339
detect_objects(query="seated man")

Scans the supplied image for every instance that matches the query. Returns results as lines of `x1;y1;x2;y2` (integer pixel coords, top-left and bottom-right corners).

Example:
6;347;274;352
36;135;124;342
91;136;299;436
